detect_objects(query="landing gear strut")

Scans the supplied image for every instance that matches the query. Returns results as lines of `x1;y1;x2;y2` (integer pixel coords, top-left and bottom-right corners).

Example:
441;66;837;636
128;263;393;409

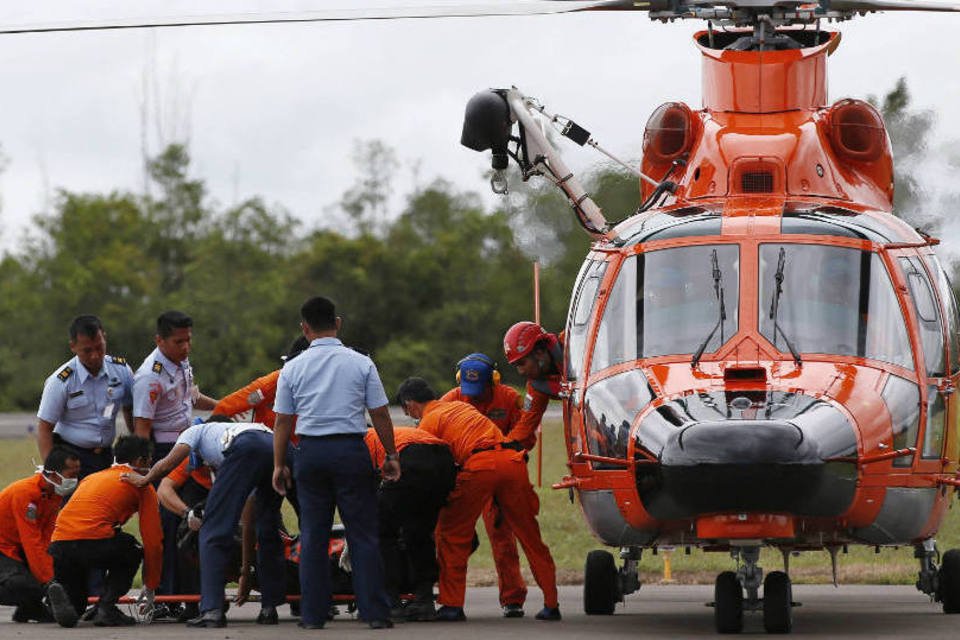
712;545;794;633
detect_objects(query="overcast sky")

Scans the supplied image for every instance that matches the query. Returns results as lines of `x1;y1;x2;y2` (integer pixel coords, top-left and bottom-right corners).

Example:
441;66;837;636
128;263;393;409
1;2;958;254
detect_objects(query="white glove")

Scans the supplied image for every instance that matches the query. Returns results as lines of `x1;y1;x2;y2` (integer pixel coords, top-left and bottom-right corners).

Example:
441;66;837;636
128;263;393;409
136;587;156;622
339;541;352;573
187;508;203;531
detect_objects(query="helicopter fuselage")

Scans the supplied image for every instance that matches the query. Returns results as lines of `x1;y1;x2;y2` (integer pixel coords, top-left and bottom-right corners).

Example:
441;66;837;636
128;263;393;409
560;28;960;552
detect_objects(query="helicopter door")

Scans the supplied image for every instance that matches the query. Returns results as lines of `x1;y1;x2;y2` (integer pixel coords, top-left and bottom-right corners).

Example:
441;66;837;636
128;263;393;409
921;254;960;468
899;256;949;472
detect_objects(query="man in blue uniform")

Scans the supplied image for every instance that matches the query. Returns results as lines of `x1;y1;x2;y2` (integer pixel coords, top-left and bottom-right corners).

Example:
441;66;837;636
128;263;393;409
272;296;400;630
123;417;286;628
37;315;135;479
132;310;218;606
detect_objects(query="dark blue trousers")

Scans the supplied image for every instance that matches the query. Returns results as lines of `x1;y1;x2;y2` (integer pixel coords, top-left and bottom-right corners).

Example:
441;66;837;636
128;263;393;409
294;434;390;625
198;431;285;613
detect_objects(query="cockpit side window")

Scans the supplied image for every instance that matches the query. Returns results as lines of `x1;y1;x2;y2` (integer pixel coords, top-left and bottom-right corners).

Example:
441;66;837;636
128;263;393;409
921;254;960;375
566;260;607;381
592;256;637;373
900;257;945;377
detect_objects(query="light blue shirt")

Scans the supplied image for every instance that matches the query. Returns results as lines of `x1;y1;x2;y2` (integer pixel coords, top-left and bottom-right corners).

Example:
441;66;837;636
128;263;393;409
274;337;389;437
175;422;270;470
37;355;135;449
133;347;195;444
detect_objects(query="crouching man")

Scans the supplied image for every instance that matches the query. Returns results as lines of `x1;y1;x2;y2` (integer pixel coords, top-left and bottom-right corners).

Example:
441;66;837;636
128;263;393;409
0;448;80;623
122;418;287;628
47;436;162;627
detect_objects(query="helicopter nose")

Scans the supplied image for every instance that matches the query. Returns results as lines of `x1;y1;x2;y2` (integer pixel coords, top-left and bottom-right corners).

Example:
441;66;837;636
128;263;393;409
640;418;857;520
662;419;819;466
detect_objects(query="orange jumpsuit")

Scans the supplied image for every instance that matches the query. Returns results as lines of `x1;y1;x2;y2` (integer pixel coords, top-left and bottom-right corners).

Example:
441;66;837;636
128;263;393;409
51;465;163;590
441;385;528;607
166;457;213;491
0;474;62;584
417;400;557;609
364;426;447;467
212;369;280;427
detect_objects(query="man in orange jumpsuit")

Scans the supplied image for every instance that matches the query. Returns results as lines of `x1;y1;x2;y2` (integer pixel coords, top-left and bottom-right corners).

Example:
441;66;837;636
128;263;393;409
440;353;528;618
0;448;80;623
46;436;162;628
365;426;456;621
502;322;564;449
396;377;560;623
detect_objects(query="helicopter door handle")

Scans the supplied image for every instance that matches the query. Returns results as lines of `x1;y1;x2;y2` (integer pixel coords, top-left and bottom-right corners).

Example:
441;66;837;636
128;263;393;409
938;382;955;396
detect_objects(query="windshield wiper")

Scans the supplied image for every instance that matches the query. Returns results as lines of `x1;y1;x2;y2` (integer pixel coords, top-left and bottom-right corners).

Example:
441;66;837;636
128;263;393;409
691;249;727;369
769;247;802;367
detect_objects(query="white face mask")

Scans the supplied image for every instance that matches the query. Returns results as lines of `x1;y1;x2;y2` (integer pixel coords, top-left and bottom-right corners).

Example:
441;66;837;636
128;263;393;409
42;471;78;497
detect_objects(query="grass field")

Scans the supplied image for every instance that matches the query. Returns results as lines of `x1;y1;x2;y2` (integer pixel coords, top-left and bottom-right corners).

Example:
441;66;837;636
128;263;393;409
8;422;960;587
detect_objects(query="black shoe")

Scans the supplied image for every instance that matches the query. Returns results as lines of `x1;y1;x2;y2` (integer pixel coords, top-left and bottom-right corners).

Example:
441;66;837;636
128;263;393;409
369;619;394;629
79;604;98;622
12;604;53;623
389;603;409;622
93;604;136;627
298;620;325;629
47;582;78;628
186;609;226;628
406;600;437;622
289;600;301;617
176;602;200;623
534;606;561;621
436;605;466;622
256;606;279;625
502;603;524;618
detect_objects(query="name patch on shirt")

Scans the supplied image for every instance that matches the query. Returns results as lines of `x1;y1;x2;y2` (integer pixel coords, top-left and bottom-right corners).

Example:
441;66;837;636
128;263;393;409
68;390;84;399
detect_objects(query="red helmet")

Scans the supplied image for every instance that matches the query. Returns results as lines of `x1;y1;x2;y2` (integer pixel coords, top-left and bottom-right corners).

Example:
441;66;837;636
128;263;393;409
503;321;548;364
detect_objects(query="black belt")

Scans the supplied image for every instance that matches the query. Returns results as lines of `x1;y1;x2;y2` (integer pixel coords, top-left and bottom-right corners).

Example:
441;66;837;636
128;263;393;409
299;433;363;440
53;434;109;455
470;441;523;455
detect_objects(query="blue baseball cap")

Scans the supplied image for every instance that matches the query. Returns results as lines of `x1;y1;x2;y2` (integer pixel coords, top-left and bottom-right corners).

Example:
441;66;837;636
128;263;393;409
458;353;495;396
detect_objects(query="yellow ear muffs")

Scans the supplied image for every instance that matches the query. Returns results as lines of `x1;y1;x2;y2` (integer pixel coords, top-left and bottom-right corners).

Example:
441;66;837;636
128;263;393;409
455;354;500;386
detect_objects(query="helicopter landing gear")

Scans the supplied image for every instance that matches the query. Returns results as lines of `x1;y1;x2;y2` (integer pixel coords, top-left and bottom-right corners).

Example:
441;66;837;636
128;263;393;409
762;571;793;633
583;547;640;615
584;550;620;615
937;549;960;613
712;545;796;633
714;571;743;633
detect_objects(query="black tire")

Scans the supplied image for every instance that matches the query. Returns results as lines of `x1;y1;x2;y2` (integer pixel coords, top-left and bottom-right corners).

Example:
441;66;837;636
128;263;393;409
763;570;793;633
584;550;619;615
939;549;960;613
714;571;743;634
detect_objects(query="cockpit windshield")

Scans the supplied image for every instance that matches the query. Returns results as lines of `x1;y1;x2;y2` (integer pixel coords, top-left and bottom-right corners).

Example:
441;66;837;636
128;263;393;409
638;245;740;358
758;244;913;368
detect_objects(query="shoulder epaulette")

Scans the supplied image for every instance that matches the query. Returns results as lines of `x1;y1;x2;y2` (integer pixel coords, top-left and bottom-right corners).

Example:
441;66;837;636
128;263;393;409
57;366;73;382
152;361;163;374
109;355;127;365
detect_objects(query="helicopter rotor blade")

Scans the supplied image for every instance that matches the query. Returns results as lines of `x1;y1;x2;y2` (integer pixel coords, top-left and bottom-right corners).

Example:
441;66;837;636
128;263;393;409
0;1;645;36
826;0;960;11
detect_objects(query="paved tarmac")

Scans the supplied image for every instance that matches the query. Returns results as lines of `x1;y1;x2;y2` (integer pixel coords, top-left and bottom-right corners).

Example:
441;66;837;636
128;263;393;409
0;585;955;639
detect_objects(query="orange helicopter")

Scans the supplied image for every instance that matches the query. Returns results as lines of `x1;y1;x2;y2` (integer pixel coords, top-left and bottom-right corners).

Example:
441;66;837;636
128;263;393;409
456;0;960;633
